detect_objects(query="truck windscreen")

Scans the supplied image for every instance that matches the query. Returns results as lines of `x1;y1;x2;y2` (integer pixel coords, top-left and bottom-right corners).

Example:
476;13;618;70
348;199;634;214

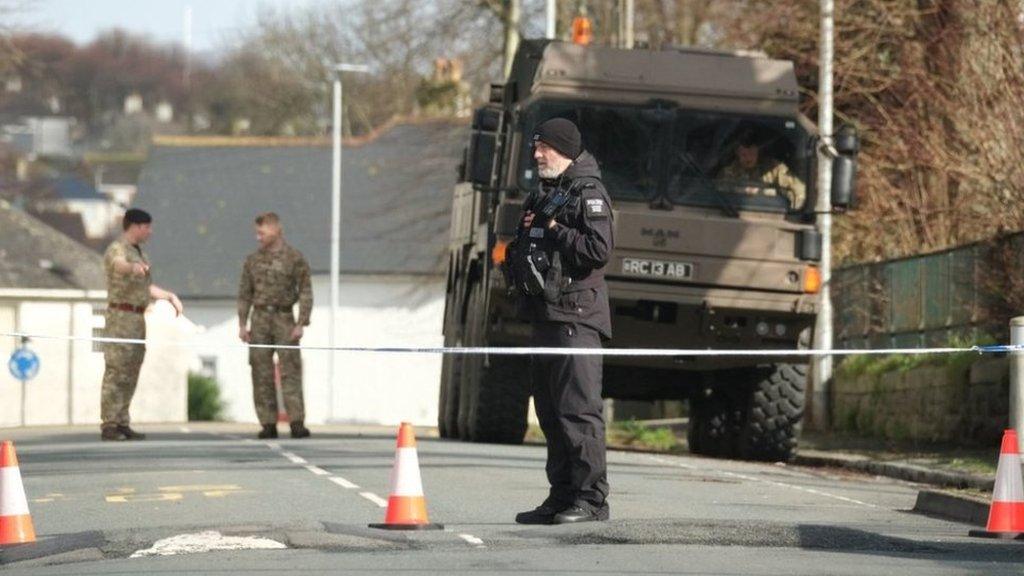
520;103;811;213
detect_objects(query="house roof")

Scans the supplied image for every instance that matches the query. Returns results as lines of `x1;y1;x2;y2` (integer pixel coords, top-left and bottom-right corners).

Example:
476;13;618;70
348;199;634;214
136;118;467;298
93;162;143;186
50;175;105;201
27;210;89;246
0;201;105;290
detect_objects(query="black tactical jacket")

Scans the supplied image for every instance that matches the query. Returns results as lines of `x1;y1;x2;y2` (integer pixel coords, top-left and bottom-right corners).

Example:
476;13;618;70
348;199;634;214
519;151;615;339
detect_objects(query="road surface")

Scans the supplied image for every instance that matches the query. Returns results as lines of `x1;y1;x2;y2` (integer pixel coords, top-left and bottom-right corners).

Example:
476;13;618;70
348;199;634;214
0;423;1020;575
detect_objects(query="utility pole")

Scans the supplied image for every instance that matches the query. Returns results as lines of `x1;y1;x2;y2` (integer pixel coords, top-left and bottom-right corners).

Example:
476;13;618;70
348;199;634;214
546;0;557;39
182;5;192;89
812;0;835;431
502;0;522;79
621;0;634;49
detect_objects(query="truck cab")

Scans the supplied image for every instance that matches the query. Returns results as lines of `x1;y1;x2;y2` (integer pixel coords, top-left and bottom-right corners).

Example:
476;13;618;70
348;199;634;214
439;40;857;462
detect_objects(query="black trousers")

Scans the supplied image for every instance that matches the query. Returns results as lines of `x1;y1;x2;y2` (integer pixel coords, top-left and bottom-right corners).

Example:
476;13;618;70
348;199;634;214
531;321;609;509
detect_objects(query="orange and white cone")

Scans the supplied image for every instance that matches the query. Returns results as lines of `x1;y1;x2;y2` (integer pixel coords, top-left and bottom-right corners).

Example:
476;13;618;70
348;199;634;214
1;441;36;546
369;423;443;530
969;429;1024;540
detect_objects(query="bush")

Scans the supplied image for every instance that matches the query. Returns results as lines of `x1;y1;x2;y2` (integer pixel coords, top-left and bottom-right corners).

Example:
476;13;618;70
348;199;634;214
188;372;225;421
836;333;997;379
610;419;678;452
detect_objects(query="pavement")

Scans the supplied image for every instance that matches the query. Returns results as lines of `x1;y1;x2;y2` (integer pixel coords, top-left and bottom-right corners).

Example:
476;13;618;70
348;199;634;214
1;422;1022;575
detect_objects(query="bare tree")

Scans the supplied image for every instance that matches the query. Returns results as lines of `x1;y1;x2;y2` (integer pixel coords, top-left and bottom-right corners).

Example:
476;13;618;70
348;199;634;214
718;0;1024;264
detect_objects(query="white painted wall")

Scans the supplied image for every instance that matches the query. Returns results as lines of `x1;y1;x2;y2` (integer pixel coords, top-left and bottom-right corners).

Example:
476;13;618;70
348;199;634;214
184;274;445;426
0;293;191;427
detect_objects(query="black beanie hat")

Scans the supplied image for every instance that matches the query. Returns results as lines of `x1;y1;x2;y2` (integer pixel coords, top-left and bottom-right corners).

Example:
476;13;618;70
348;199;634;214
532;118;582;160
122;208;152;230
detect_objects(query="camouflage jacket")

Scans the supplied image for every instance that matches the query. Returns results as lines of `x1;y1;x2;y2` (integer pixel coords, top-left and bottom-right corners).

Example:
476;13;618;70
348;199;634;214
720;159;806;208
238;242;313;326
104;238;152;308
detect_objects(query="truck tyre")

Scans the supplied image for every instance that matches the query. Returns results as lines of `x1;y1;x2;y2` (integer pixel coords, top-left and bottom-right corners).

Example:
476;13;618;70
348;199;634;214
457;281;529;444
688;388;742;458
738;363;806;462
437;278;464;439
437;351;462;439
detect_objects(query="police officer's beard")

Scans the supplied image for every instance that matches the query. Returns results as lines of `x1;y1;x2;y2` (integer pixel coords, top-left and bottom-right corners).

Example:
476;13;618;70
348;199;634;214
538;165;563;179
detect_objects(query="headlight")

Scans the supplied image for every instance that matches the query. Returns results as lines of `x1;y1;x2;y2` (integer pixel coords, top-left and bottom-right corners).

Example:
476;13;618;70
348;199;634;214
755;321;770;337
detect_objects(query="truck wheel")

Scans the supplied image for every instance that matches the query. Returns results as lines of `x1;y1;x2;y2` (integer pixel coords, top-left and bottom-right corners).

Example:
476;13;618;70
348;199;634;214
437;353;462;439
738;363;806;462
457;281;529;444
687;389;741;459
437;286;464;439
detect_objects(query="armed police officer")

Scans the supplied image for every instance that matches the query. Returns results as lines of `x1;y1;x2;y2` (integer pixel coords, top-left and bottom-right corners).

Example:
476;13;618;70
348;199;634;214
510;118;615;525
238;212;313;439
101;208;183;441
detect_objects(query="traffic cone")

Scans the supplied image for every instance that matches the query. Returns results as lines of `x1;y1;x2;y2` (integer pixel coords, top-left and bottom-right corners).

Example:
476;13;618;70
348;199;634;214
969;429;1024;540
369;423;443;530
0;441;36;546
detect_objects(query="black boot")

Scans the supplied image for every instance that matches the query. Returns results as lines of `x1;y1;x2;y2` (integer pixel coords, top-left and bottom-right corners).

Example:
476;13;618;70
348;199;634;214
117;425;146;440
101;425;127;441
553;502;610;524
515;503;563;525
258;424;278;439
290;421;311;439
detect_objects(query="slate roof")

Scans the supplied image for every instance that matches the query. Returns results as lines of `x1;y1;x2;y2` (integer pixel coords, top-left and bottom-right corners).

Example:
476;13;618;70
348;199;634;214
136;119;467;298
50;175;105;200
0;201;105;290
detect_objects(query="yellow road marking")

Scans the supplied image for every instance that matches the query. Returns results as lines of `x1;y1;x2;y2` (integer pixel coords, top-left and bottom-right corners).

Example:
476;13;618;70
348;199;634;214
105;485;247;503
158;485;242;493
106;492;184;503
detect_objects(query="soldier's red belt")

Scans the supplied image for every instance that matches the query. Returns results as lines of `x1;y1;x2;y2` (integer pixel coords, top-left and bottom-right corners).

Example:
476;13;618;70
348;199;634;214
109;303;146;314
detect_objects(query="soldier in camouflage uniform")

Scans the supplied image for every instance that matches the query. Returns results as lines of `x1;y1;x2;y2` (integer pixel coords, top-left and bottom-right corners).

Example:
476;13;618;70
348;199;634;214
238;212;313;439
101;208;183;441
720;131;806;209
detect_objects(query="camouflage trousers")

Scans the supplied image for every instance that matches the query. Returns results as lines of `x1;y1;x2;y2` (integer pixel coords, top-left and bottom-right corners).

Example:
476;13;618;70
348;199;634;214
101;310;146;427
249;310;305;424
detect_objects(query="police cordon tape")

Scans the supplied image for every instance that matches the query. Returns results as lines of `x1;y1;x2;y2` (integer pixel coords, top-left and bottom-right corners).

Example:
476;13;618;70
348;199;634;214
1;331;1019;357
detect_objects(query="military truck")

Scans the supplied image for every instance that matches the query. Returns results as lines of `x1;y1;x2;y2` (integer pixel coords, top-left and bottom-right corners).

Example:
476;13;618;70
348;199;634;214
437;39;858;462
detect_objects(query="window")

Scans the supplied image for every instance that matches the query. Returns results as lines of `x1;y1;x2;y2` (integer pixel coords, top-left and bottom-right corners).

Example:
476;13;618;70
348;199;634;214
520;102;812;213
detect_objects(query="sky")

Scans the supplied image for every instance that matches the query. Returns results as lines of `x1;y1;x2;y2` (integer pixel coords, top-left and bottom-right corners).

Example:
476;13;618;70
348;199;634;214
10;0;327;55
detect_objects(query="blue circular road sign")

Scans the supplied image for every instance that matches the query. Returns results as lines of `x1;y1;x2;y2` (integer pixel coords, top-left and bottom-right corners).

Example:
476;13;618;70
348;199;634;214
8;348;40;382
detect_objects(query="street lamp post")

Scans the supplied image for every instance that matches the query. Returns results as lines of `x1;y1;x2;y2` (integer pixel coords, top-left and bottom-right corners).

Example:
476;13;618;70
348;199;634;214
812;0;835;430
328;62;371;423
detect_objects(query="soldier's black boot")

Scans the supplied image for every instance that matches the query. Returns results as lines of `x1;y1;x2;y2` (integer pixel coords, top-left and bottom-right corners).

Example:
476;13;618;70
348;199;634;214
117;425;146;440
101;425;127;441
290;421;311;439
258;424;278;439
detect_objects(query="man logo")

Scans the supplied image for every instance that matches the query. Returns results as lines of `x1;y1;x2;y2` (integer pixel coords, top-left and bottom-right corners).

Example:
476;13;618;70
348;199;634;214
640;228;680;248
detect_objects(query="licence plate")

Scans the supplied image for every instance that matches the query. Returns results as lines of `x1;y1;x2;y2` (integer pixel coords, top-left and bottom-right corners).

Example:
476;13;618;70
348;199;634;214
621;258;694;280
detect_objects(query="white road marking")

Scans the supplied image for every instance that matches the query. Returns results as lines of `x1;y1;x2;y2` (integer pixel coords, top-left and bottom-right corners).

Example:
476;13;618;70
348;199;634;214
648;455;879;509
130;531;285;558
458;533;486;548
359;492;389;508
304;465;330;476
179;426;191;434
329;476;360;489
246;437;376;508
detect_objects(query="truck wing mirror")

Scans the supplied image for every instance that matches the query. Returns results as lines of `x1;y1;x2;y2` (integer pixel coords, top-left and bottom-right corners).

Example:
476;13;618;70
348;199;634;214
830;124;859;212
468;106;503;190
469;132;497;188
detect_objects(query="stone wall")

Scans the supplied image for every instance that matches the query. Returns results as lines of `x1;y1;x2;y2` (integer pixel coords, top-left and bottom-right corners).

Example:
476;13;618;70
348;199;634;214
831;356;1009;446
